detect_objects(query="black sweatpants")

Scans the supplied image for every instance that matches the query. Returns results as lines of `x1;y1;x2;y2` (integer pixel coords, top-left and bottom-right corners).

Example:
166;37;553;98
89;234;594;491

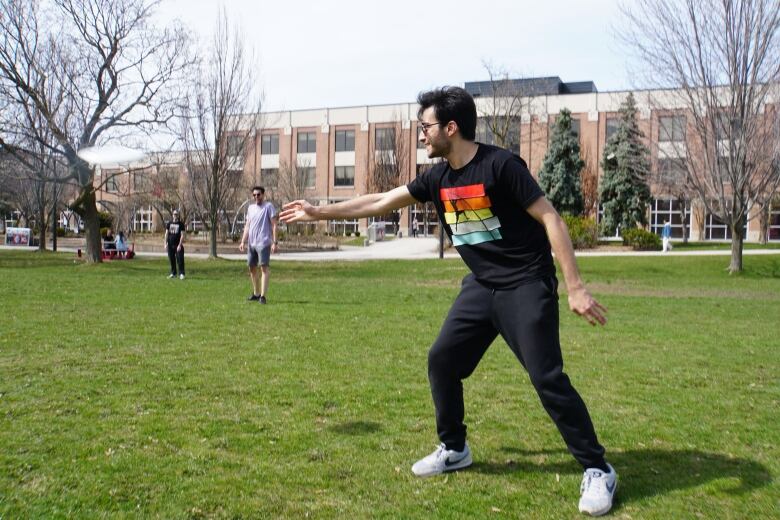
167;245;185;276
427;273;606;469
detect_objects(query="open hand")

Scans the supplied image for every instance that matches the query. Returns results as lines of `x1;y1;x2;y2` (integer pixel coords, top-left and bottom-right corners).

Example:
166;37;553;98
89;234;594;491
568;287;608;326
280;200;318;223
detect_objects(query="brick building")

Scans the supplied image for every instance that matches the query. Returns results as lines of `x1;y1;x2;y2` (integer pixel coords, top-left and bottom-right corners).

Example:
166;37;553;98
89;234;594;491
99;77;780;242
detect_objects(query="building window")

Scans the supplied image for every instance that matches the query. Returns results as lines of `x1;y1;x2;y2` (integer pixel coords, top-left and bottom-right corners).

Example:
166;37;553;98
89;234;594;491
659;115;686;142
606;116;620;141
335;130;355;152
410;203;439;236
375;128;395;151
334;166;354;187
476;117;495;145
570;118;580;139
650;198;691;239
261;168;278;188
297;132;316;153
227;135;244;157
132;206;153;232
716;112;742;141
769;199;780;241
299;166;315;188
261;134;279;154
105;174;119;193
704;212;747;240
657;157;686;184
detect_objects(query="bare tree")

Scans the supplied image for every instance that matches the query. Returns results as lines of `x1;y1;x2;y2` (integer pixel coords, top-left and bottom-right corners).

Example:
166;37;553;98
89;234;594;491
368;122;409;233
621;0;780;272
180;8;262;258
475;61;529;152
0;0;192;262
0;107;71;250
580;146;600;217
131;150;192;230
274;157;315;242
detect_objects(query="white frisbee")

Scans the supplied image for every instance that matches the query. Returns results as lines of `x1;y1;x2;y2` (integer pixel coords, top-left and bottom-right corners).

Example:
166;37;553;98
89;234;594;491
77;145;146;166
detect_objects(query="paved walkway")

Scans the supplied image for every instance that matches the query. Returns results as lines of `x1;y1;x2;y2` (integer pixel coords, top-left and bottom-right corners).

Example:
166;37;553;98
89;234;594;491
2;237;780;260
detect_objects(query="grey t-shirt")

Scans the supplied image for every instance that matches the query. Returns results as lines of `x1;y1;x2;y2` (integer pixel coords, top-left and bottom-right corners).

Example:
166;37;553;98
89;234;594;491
246;201;277;248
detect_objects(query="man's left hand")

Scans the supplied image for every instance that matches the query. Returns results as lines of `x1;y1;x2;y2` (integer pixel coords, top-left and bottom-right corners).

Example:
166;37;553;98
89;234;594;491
568;287;607;326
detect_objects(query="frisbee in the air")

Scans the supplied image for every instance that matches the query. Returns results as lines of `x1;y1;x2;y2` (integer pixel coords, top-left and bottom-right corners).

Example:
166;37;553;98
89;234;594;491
77;145;146;166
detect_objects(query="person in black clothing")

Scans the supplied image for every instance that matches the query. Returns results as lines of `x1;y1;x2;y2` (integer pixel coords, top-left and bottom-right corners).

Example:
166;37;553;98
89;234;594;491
164;210;185;279
279;87;616;516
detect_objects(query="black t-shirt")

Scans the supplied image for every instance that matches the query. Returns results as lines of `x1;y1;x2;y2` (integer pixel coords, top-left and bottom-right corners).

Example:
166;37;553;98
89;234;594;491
407;143;554;289
165;220;184;247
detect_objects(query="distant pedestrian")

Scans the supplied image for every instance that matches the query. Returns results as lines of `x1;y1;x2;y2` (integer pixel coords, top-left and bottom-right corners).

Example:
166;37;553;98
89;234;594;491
412;216;419;237
239;186;278;304
115;231;128;257
164;210;185;279
662;220;672;252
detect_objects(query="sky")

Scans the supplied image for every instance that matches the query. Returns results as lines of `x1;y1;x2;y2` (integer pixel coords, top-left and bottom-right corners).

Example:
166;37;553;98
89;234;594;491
155;0;635;113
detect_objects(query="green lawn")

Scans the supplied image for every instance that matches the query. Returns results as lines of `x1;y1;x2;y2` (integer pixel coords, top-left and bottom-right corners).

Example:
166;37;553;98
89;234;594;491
1;251;778;519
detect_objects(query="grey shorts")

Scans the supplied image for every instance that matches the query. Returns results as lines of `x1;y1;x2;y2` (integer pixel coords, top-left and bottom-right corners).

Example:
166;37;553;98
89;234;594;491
247;245;271;267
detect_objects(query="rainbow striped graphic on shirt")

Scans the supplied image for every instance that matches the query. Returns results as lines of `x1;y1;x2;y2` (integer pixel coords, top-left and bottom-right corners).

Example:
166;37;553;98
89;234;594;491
439;184;502;246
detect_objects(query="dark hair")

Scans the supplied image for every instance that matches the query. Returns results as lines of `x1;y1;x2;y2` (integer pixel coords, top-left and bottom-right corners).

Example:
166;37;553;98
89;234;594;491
416;86;477;141
252;186;265;194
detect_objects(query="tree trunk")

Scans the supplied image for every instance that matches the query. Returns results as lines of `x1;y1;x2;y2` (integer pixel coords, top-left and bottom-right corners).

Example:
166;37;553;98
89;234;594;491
209;224;218;258
51;202;58;252
82;188;102;263
37;205;47;252
728;220;744;274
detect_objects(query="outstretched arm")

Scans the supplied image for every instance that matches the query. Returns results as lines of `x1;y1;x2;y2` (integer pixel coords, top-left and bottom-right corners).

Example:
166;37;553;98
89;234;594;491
526;197;607;326
279;186;417;223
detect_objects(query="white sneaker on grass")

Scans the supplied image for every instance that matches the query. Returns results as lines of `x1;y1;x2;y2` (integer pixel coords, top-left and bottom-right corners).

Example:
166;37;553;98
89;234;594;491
578;463;617;516
411;442;472;477
179;273;185;280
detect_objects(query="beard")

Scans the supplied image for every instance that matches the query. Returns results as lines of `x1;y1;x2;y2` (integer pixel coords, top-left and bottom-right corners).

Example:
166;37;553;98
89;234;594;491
426;136;451;159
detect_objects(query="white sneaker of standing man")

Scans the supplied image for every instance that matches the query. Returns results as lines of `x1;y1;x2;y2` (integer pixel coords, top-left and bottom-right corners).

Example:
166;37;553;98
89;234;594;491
578;463;617;516
411;442;472;477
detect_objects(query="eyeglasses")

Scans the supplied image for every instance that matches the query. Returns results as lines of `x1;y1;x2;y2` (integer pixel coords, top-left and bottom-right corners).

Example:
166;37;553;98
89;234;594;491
419;121;443;135
252;193;263;197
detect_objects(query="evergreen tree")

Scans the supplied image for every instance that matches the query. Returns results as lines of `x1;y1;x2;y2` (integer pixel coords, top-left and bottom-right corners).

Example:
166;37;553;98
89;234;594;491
538;108;584;216
598;93;652;235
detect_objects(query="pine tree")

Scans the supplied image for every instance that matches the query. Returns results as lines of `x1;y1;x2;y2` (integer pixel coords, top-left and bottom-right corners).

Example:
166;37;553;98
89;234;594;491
598;93;652;236
538;108;585;216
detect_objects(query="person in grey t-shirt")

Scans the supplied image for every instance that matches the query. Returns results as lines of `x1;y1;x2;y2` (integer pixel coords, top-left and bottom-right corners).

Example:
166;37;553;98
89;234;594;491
239;186;278;304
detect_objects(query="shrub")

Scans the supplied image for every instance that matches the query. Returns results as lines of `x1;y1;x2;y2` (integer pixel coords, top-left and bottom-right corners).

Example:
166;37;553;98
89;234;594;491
355;231;360;237
563;215;598;249
622;228;662;250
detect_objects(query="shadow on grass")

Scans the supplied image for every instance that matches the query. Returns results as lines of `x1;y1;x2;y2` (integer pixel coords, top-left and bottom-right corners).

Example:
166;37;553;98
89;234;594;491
328;421;382;435
473;447;772;505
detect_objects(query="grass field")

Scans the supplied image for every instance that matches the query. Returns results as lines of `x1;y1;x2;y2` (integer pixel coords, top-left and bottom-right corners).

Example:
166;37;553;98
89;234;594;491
0;251;778;519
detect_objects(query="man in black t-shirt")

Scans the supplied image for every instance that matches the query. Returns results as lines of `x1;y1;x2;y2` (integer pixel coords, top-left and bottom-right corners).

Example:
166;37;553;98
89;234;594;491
280;87;616;516
164;210;185;280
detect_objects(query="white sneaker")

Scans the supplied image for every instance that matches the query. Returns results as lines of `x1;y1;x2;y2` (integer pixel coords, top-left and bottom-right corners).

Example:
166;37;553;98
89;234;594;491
411;442;472;477
168;274;175;279
179;274;185;280
578;463;617;516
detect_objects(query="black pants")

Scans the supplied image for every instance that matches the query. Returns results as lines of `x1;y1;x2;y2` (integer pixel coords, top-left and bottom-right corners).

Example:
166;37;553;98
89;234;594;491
428;274;606;469
167;245;185;275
